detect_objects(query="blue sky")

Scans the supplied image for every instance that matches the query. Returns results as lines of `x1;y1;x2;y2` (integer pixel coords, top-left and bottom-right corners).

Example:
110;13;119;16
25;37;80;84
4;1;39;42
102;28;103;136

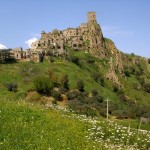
0;0;150;58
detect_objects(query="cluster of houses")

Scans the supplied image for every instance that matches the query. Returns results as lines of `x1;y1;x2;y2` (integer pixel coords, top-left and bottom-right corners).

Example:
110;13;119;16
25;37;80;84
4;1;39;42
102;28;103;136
0;12;105;62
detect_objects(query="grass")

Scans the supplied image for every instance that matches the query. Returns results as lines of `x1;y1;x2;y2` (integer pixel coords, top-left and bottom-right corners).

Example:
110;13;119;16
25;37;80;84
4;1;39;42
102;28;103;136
0;99;90;150
0;98;150;150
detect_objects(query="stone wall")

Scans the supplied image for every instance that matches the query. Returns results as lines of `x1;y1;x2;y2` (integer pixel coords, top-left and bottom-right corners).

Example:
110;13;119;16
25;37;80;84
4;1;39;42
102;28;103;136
30;12;105;58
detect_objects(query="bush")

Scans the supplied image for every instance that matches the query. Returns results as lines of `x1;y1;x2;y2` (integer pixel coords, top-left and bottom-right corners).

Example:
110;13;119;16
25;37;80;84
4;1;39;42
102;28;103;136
34;76;53;95
47;69;59;87
86;58;95;64
113;84;119;92
66;91;77;100
133;83;141;90
91;89;98;96
129;66;136;74
5;57;17;63
91;72;105;86
61;75;69;90
6;83;18;92
112;110;129;119
77;80;85;92
71;56;80;65
52;91;62;101
124;69;130;77
143;83;150;93
58;87;67;94
95;95;104;103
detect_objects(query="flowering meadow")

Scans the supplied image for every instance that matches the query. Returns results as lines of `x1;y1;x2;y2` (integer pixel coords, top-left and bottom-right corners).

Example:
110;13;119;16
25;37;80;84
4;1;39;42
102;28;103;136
0;98;150;150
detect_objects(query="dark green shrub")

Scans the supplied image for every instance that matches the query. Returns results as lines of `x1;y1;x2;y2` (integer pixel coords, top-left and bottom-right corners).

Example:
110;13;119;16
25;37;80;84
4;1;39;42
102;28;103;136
5;57;17;63
119;94;127;102
143;82;150;93
113;84;119;92
92;89;98;96
86;58;95;64
52;90;62;101
84;97;95;104
91;72;105;86
129;66;136;74
71;56;80;65
117;88;124;95
6;83;17;92
138;77;145;86
34;76;53;95
124;69;130;77
99;108;106;117
77;80;84;92
95;95;104;103
112;110;129;119
59;87;67;94
61;75;69;90
66;91;77;100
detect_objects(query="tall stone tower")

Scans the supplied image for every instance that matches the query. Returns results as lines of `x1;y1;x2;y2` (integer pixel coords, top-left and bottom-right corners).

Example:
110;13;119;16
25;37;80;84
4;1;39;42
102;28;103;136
87;12;96;23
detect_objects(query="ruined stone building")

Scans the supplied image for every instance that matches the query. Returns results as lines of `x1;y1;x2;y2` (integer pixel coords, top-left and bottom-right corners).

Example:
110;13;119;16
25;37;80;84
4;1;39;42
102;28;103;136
1;12;107;62
30;12;107;60
0;47;26;62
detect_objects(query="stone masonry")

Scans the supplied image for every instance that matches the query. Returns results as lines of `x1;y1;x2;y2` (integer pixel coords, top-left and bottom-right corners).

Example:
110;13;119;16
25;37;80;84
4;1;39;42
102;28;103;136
30;12;106;59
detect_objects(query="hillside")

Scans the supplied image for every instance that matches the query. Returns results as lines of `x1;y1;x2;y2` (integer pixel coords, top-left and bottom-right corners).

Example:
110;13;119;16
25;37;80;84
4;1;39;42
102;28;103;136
1;98;150;150
0;45;150;120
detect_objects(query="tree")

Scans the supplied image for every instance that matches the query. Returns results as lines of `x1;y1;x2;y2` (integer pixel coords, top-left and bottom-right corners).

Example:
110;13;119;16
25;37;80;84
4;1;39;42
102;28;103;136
34;76;53;95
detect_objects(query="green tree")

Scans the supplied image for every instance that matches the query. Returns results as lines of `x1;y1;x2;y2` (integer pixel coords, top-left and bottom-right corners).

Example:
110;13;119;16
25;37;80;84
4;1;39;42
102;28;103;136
34;76;53;95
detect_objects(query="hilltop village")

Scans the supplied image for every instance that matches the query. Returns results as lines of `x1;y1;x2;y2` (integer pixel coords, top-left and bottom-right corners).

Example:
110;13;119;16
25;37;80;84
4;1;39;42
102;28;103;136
0;12;108;62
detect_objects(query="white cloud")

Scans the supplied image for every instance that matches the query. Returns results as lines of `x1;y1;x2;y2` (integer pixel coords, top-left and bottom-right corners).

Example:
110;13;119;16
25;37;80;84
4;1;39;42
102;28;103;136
0;43;7;49
25;37;38;48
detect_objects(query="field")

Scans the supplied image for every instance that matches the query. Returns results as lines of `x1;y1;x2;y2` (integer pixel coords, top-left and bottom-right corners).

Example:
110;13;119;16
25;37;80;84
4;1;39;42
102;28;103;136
0;98;150;150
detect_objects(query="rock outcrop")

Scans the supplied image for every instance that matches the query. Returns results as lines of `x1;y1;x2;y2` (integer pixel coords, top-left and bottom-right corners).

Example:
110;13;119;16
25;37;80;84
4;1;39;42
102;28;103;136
106;57;122;87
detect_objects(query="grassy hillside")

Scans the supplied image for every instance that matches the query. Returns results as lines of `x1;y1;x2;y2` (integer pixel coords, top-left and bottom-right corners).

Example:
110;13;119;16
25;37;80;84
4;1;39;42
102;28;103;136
0;49;150;120
0;98;150;150
0;52;150;149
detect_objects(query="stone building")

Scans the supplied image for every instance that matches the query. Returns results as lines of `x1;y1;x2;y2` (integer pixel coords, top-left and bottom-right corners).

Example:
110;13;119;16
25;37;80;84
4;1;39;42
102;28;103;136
13;47;23;59
30;12;106;59
0;12;107;62
87;12;97;23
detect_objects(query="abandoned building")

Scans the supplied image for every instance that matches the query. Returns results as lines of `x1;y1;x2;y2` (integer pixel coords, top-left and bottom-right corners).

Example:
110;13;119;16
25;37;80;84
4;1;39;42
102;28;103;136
30;11;106;60
0;12;107;62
